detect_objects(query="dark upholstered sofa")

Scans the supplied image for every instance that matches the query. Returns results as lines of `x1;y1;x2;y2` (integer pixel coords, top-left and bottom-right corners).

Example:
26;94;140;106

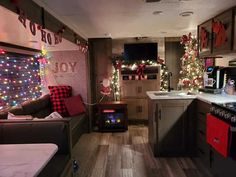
0;94;89;177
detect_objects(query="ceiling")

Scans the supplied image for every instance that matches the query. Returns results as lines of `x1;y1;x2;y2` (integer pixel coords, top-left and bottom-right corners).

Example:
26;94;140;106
33;0;236;39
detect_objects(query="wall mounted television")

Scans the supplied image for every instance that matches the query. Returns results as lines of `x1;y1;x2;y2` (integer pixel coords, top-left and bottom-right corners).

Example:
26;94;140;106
124;43;158;61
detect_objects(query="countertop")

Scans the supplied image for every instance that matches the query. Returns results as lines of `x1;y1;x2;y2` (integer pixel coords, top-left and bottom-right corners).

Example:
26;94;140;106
0;143;58;177
146;91;236;104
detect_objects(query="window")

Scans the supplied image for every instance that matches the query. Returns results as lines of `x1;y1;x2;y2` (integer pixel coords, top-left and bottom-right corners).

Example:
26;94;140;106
0;52;41;109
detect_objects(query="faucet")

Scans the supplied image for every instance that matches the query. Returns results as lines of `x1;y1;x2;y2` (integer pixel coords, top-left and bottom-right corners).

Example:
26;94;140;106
167;72;172;92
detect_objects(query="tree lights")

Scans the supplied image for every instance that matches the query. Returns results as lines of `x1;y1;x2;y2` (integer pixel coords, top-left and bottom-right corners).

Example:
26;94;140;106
179;33;204;91
0;49;41;110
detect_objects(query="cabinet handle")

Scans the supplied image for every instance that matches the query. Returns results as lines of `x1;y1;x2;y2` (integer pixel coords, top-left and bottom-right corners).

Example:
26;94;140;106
137;86;142;93
155;105;158;122
159;109;161;120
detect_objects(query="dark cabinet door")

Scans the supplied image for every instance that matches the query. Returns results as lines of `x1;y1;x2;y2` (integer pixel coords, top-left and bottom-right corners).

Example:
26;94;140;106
157;100;191;156
198;19;213;57
212;149;236;177
197;100;211;167
212;9;233;54
233;7;236;51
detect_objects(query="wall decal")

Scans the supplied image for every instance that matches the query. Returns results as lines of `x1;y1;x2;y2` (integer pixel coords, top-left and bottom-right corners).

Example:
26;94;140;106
18;9;63;45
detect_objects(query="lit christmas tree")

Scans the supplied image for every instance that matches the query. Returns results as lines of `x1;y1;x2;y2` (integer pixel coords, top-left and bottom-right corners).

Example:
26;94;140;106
179;33;204;91
160;64;169;91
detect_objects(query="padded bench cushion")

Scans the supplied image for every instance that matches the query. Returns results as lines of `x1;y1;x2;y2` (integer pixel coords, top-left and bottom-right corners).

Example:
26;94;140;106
1;120;70;155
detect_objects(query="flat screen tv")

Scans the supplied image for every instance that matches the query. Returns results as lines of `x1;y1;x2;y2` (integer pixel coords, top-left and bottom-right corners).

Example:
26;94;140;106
124;43;157;61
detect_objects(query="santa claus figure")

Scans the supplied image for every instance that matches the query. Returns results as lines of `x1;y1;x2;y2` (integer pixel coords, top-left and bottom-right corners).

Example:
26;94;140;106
100;78;111;95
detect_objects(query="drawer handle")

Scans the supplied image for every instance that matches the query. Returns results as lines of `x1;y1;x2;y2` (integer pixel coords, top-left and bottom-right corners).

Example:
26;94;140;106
213;137;220;144
198;130;205;135
198;148;205;155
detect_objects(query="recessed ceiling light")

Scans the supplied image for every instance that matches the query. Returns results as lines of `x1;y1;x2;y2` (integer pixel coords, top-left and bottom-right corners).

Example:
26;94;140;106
179;11;194;17
160;31;167;34
153;11;163;15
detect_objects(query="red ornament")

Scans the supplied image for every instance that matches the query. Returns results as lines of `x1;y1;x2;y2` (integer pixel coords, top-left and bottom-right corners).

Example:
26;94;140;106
136;64;146;80
0;49;6;54
114;60;122;70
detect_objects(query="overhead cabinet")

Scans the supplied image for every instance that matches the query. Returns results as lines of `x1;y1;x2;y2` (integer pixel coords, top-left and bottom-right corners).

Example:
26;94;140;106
198;7;235;57
148;99;196;156
212;9;233;54
198;19;213;56
234;8;236;51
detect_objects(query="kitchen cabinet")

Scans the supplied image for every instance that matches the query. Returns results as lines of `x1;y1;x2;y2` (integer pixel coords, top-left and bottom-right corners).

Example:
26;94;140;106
196;99;236;177
196;100;211;167
212;9;233;55
233;7;236;51
121;68;160;121
198;7;235;57
122;98;148;120
148;99;195;156
198;19;212;56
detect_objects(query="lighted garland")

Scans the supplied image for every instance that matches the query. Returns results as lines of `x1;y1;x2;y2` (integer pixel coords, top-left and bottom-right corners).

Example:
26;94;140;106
160;64;169;91
179;33;204;91
35;49;51;90
111;57;169;99
0;49;41;109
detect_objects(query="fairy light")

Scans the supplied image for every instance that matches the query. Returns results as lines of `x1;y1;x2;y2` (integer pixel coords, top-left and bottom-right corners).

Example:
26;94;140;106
0;50;41;109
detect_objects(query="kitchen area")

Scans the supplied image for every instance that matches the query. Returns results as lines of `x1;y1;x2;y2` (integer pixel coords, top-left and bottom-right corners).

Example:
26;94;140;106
146;6;236;177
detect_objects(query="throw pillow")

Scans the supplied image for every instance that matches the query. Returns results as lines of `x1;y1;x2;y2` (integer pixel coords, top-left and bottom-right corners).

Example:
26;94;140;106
64;94;86;116
48;85;72;116
7;112;33;120
45;111;63;119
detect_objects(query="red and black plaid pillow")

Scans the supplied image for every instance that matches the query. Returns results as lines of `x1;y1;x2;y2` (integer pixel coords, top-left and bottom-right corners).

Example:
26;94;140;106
48;86;72;116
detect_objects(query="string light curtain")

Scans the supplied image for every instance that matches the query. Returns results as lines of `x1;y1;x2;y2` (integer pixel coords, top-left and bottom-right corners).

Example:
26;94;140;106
0;52;41;109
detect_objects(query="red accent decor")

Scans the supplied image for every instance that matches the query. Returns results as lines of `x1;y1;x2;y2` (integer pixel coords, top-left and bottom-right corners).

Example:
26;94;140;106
212;21;227;47
207;114;230;157
48;86;72;116
0;49;5;54
64;95;85;116
157;57;164;64
136;64;146;80
200;27;208;49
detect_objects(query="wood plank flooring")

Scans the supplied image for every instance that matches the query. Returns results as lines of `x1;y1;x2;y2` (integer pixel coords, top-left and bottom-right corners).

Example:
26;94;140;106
72;125;213;177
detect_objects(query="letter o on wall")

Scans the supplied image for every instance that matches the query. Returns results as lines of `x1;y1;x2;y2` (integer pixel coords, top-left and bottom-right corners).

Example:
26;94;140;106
60;63;68;72
29;21;36;36
47;33;52;45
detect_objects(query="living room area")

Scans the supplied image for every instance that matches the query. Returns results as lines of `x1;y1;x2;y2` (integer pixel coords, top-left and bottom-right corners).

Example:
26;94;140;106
1;0;236;177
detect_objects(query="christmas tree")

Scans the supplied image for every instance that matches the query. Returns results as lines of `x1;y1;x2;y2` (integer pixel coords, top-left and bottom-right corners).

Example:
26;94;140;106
179;33;204;91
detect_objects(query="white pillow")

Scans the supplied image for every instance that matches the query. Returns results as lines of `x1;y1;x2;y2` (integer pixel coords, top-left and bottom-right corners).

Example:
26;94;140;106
45;112;63;119
8;112;33;120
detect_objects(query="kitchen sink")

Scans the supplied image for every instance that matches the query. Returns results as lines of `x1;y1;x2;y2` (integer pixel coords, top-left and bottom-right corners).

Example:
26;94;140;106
153;91;196;97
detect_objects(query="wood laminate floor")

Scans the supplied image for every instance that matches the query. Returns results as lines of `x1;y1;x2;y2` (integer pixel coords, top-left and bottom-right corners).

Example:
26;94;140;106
72;125;213;177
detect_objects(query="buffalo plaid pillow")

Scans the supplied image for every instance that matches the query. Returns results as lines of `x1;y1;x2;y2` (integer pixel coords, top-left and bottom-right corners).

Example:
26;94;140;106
48;86;72;116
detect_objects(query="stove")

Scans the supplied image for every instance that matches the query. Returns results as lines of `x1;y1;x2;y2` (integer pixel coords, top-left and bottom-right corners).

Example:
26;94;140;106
209;102;236;159
211;102;236;126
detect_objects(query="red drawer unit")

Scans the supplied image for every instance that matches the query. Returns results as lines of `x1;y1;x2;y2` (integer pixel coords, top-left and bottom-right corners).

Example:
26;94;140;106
207;113;230;157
